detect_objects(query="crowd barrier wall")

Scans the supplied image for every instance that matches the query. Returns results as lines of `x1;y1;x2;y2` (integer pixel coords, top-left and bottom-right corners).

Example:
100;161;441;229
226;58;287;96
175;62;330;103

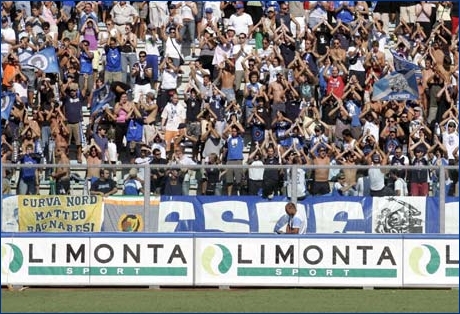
1;233;458;288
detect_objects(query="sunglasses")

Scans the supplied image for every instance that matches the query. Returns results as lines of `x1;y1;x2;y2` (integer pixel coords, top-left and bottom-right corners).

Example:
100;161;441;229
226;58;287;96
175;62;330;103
139;55;146;58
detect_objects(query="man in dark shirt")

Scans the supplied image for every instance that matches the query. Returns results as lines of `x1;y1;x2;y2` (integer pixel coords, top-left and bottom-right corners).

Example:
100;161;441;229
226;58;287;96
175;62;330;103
90;168;118;197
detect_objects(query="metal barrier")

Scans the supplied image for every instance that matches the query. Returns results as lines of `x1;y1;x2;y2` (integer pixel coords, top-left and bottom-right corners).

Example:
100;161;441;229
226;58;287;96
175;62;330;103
2;162;458;233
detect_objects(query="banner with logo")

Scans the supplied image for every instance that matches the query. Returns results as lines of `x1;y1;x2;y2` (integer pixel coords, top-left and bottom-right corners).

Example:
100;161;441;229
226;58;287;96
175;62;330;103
1;91;16;120
194;235;457;287
3;195;457;234
20;47;59;73
158;196;449;234
1;236;193;286
102;196;160;232
18;195;103;232
403;238;459;286
1;234;457;287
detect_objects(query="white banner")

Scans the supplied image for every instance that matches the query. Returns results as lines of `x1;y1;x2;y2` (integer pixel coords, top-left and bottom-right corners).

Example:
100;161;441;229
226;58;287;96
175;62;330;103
1;237;193;286
403;239;459;287
194;237;403;287
297;239;401;287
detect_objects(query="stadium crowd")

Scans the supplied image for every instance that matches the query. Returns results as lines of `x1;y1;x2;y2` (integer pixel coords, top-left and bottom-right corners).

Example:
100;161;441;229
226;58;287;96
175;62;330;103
1;1;459;198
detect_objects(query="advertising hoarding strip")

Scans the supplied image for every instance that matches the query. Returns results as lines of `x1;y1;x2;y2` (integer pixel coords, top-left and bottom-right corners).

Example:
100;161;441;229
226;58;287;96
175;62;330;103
236;267;397;278
28;266;187;276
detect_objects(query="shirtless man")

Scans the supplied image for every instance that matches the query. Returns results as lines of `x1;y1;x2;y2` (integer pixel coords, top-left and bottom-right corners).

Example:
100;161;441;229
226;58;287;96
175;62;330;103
218;57;236;102
309;140;333;195
268;72;287;122
364;40;385;73
335;149;362;196
51;121;70;160
51;147;70;195
84;140;103;185
328;39;347;64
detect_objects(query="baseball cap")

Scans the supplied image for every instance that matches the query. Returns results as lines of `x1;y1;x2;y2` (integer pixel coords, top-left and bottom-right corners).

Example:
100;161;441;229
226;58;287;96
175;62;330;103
267;7;275;13
235;3;244;9
338;173;346;180
177;123;187;129
2;17;8;23
414;106;422;112
205;7;213;13
227;26;236;32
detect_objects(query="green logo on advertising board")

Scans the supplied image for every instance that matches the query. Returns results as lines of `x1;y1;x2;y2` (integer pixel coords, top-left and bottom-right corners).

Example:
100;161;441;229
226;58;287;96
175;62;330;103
409;244;441;276
201;244;232;275
1;243;24;274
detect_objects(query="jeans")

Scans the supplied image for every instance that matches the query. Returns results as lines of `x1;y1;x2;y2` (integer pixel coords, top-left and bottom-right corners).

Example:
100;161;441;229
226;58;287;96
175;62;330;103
121;52;137;87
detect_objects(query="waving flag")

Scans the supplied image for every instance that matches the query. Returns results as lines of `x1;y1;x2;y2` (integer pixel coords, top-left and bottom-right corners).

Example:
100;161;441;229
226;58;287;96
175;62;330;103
1;92;15;120
371;69;419;101
90;83;115;115
21;47;59;73
390;48;422;78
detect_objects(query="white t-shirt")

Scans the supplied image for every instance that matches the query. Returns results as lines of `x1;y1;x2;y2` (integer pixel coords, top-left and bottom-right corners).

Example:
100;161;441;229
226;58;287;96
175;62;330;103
161;102;187;131
1;27;16;54
394;177;408;196
228;13;253;37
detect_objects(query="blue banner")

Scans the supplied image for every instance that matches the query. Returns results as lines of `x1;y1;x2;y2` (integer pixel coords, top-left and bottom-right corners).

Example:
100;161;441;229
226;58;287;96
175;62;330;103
21;47;59;73
157;196;450;234
90;83;115;115
1;91;15;120
390;48;420;73
371;69;419;101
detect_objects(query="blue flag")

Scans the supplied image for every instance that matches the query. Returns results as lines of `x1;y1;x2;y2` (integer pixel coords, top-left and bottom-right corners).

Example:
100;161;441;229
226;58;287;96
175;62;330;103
372;69;419;102
90;83;115;115
1;92;15;120
20;47;59;73
391;48;422;78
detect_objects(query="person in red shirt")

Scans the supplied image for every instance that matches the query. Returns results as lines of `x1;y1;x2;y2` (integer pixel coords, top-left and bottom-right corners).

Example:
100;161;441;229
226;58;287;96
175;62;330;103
324;65;345;98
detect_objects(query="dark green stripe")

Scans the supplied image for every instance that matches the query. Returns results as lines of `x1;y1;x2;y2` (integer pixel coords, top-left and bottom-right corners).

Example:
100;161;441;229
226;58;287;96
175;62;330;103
237;267;397;278
445;268;459;277
28;266;187;276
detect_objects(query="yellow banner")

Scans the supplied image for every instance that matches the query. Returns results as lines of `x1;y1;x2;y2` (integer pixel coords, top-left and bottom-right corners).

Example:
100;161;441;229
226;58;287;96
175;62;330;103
18;195;103;232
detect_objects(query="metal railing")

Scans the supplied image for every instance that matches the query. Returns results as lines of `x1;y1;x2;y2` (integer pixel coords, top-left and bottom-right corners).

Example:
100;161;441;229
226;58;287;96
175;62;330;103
2;162;458;233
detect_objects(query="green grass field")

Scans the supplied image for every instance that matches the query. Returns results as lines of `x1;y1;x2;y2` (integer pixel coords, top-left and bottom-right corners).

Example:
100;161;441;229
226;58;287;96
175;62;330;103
1;287;458;313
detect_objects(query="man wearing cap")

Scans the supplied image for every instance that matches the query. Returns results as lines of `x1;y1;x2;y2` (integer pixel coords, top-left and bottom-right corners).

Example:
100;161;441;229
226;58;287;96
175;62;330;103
199;7;218;36
228;3;253;38
123;168;144;195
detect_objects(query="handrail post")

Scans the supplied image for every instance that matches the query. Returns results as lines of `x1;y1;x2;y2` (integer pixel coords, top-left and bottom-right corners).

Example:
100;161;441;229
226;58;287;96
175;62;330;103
143;164;151;231
439;164;446;234
291;164;297;203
